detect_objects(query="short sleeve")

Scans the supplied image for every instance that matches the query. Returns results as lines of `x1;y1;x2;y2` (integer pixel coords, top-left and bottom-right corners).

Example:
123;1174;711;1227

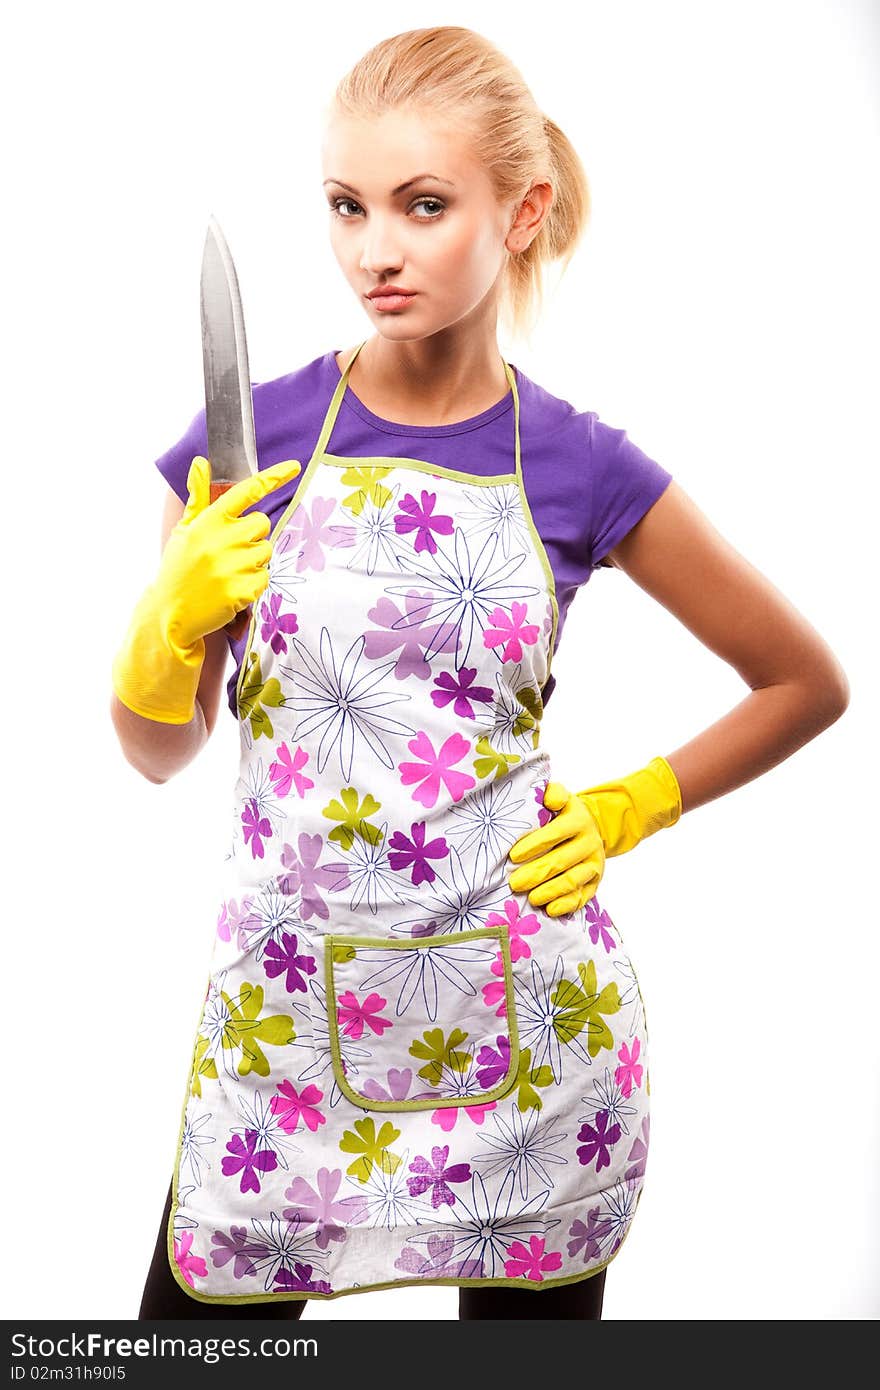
154;405;209;504
588;414;673;569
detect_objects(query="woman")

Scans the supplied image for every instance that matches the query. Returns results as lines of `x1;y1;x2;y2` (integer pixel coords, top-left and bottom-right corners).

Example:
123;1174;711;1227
111;26;849;1320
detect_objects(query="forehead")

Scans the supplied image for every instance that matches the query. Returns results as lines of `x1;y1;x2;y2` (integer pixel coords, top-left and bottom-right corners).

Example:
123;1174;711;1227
321;107;480;187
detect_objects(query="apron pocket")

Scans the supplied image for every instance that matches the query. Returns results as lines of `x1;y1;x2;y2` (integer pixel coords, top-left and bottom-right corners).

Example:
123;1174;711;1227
324;926;520;1112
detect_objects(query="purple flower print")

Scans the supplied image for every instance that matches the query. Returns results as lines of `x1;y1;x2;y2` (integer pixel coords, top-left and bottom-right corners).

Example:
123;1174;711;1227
504;1235;563;1281
364;592;454;681
407;1144;472;1207
395;1231;483;1279
394;490;454;554
474;1035;512;1090
276;833;349;920
387;821;449;886
535;780;552;827
585;898;616;952
262;929;317;994
360;1067;440;1106
283;1168;370;1248
209;1225;259;1279
242;798;271;860
576;1111;622;1173
625;1115;650;1182
258;590;299;655
281;496;338;573
273;1264;332;1295
221;1129;279;1194
567;1206;613;1264
431;667;494;720
269;744;313;799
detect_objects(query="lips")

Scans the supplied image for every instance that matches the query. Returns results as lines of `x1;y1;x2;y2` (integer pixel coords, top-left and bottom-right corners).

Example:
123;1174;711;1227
367;287;417;299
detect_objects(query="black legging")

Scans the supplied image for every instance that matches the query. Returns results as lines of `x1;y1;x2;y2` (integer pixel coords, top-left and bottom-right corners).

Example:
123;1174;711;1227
139;1178;606;1320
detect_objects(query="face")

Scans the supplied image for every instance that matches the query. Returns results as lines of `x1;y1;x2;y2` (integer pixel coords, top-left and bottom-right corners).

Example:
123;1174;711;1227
321;107;522;337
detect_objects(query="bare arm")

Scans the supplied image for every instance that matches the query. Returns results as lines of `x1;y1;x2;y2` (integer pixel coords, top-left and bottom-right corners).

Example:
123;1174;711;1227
109;487;233;783
606;480;850;815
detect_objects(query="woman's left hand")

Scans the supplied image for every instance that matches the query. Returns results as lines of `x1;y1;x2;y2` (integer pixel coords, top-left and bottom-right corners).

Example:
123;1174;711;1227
508;782;606;916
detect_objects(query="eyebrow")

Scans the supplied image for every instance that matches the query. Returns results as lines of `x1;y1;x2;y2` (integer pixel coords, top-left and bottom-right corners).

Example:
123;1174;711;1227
322;174;455;196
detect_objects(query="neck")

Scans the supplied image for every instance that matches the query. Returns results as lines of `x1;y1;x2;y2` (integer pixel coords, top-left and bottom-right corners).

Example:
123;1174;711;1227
344;331;510;427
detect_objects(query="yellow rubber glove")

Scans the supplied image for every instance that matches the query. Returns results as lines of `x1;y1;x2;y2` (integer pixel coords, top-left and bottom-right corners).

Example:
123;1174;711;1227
111;454;301;724
508;756;683;916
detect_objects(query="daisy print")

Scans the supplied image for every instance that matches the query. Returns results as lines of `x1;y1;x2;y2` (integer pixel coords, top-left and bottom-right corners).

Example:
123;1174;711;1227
458;484;530;558
331;484;407;576
385;528;541;671
282;628;414;780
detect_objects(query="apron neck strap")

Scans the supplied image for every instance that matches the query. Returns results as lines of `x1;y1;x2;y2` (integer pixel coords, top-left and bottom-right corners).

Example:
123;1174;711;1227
309;338;521;472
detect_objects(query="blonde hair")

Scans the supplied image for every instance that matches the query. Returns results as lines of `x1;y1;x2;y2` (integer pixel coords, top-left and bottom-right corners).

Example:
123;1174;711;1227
328;26;591;343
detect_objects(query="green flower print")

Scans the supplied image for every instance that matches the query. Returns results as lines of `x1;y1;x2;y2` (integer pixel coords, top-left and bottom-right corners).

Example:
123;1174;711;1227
510;1045;555;1112
339;1117;402;1184
473;736;521;782
322;787;383;850
515;684;543;749
219;981;296;1078
189;1033;217;1099
409;1026;473;1086
340;465;394;516
552;959;621;1059
237;650;286;741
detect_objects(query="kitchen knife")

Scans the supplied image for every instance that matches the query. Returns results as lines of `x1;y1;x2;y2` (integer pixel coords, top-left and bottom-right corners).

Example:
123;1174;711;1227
200;214;260;641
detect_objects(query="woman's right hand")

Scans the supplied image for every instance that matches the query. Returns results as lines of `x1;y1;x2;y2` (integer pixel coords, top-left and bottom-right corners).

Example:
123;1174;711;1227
158;454;301;648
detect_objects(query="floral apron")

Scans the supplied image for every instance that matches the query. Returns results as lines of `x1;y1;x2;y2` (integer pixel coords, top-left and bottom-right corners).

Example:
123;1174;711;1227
167;340;651;1304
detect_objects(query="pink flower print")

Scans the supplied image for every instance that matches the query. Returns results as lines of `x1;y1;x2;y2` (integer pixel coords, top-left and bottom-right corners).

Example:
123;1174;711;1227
475;1035;512;1090
585;899;616;952
263;929;317;995
270;1080;327;1135
485;899;541;962
615;1037;643;1098
394;490;454;554
431;666;494;720
173;1230;208;1287
483;601;540;664
364;592;454;680
282;496;338;572
258;590;299;655
576;1111;622;1173
387;820;449;886
504;1234;563;1281
535;781;552;826
269;743;313;799
283;1168;370;1249
431;1100;497;1132
221;1129;279;1194
399;731;476;809
241;798;271;859
336;990;393;1041
481;955;508;1019
407;1144;472;1207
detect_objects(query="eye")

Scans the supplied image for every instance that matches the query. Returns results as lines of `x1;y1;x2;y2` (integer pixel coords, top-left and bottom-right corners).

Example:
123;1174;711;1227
328;196;445;220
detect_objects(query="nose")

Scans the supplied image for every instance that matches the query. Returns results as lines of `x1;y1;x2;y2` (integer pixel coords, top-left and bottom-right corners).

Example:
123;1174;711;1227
358;214;404;278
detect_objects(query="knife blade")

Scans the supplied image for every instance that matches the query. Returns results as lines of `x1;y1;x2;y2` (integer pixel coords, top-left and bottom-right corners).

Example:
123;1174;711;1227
200;215;260;640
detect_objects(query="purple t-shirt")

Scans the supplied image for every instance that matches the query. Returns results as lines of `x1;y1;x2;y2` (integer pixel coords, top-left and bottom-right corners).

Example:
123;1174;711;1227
154;348;673;717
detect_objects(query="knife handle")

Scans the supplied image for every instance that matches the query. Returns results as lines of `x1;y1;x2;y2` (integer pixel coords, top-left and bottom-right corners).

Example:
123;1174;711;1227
209;479;256;642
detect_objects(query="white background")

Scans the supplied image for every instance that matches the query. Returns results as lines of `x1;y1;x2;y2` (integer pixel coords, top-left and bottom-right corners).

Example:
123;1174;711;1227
3;0;878;1320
